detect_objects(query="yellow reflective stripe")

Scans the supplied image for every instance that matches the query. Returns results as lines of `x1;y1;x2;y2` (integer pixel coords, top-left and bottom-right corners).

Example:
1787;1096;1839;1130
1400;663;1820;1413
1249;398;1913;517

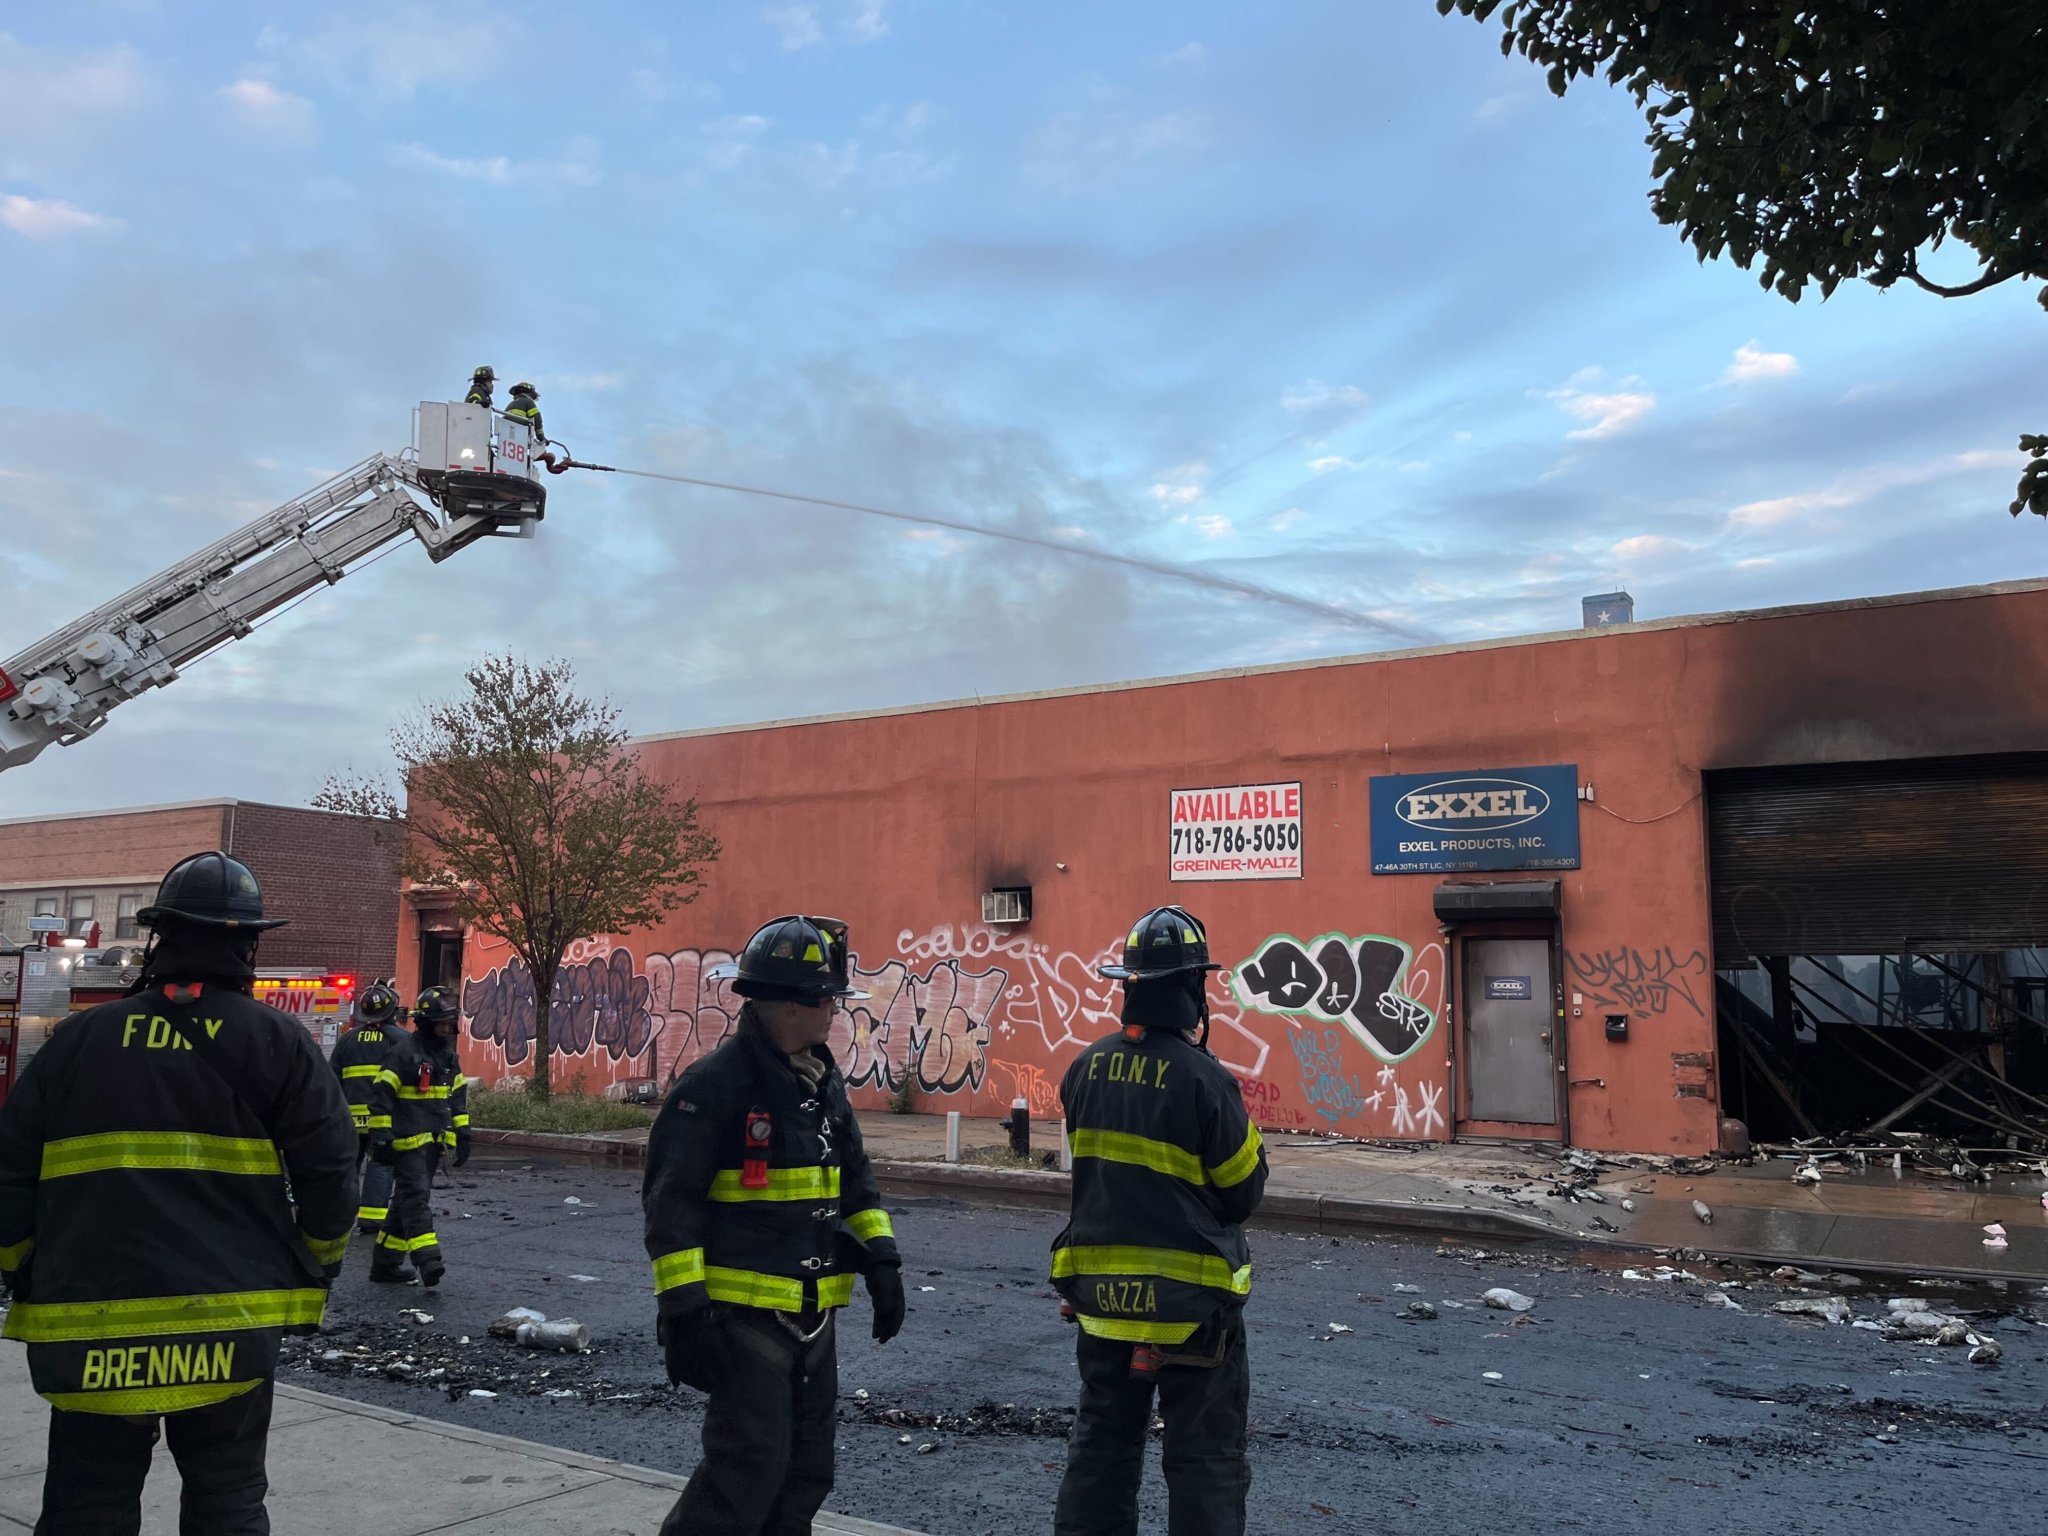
374;1232;438;1252
1;1287;328;1343
41;1133;281;1180
847;1207;894;1243
708;1166;842;1203
1051;1246;1252;1295
1067;1128;1202;1185
391;1132;435;1151
356;1207;388;1223
340;1065;382;1080
704;1267;805;1310
364;1115;392;1130
394;1085;453;1099
42;1379;260;1416
1076;1315;1199;1344
1208;1123;1264;1189
452;1114;470;1128
0;1236;33;1268
819;1273;856;1308
302;1231;350;1266
348;1105;370;1125
652;1248;705;1294
375;1070;401;1089
453;1074;470;1090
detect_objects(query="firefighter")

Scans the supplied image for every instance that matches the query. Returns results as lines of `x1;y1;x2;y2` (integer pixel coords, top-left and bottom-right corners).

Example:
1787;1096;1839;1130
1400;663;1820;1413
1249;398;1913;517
0;850;357;1534
464;365;496;409
642;914;906;1536
366;985;469;1287
330;980;401;1235
1051;905;1270;1536
503;380;545;443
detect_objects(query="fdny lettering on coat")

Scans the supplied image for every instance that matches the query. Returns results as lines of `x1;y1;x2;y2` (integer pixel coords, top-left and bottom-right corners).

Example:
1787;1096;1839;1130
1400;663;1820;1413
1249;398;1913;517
81;1341;236;1389
120;1014;225;1050
1085;1054;1172;1090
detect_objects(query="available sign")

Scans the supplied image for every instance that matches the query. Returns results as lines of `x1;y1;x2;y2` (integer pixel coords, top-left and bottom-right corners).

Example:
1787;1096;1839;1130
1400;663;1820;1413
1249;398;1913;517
1369;764;1580;874
1169;782;1303;882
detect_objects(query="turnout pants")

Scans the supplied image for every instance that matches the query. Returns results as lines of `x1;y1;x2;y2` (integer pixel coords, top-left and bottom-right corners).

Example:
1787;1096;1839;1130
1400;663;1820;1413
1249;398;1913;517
35;1377;275;1536
354;1134;393;1232
660;1310;838;1536
1053;1325;1251;1536
372;1146;442;1278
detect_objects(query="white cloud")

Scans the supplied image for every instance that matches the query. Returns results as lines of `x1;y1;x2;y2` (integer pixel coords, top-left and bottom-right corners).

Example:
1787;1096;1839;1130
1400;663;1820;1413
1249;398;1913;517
1153;42;1206;69
764;4;824;49
551;373;625;392
846;0;889;42
1050;525;1092;540
1544;372;1656;440
1308;455;1355;474
1270;508;1305;531
1737;557;1776;570
0;35;142;137
1195;514;1234;539
1728;448;2009;528
902;527;966;554
1280;380;1370;418
1150;460;1209;508
1724;339;1799;384
0;194;114;237
1451;430;1474;442
221;78;314;135
1610;534;1690;561
260;10;510;98
1397;460;1431;475
1021;109;1212;191
394;143;600;187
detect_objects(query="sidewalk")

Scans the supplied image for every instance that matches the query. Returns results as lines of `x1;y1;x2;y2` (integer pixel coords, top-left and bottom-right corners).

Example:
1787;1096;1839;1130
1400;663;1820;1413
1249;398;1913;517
477;1111;2048;1286
0;1351;920;1535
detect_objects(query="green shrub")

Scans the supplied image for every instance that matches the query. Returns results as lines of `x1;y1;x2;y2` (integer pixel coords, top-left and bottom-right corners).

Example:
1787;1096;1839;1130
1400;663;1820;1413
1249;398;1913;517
468;1087;654;1134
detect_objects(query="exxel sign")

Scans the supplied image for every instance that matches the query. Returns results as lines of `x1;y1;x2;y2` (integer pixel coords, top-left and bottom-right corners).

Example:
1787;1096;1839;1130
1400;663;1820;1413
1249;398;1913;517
1369;764;1581;874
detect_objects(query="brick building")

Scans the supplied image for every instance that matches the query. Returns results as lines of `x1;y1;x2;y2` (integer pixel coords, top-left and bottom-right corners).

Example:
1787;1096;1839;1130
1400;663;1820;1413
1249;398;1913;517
403;578;2048;1158
0;799;400;979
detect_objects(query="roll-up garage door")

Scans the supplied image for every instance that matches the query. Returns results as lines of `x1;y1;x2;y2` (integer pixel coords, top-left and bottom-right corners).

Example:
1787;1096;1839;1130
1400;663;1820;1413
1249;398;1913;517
1708;753;2048;959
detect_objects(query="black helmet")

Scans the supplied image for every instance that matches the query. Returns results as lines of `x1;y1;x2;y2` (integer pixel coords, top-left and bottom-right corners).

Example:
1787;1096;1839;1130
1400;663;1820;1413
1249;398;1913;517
352;981;401;1026
472;365;496;380
509;380;537;397
136;851;287;932
723;915;867;1002
1099;905;1218;982
414;986;460;1029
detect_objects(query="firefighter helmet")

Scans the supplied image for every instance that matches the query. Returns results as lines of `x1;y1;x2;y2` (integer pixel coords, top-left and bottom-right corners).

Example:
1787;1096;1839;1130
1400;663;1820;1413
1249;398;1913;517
509;380;538;398
136;851;288;932
414;986;460;1029
352;981;401;1026
472;365;496;380
724;915;867;1002
1099;905;1218;981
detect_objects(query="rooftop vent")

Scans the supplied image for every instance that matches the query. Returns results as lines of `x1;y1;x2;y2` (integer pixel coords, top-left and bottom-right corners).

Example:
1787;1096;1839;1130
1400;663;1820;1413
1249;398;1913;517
1582;590;1634;629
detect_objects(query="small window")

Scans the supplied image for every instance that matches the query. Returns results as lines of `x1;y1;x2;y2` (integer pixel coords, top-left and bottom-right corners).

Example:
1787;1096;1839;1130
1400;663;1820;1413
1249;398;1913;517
33;896;58;917
116;893;142;941
68;894;95;937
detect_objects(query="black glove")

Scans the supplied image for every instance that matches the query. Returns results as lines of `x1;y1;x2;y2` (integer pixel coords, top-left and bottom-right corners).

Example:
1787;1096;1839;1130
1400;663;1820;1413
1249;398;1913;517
866;1262;906;1343
369;1142;393;1166
453;1137;471;1169
658;1307;729;1391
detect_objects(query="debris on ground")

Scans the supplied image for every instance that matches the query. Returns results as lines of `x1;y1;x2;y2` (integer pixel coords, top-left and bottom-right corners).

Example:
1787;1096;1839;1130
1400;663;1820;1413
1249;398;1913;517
1793;1163;1824;1186
1482;1288;1535;1313
1403;1302;1439;1321
398;1308;433;1326
850;1397;1075;1440
1692;1201;1714;1226
1970;1341;2003;1366
1622;1267;1699;1283
1481;1371;1503;1381
515;1318;592;1352
1771;1297;1852;1325
1393;1283;1422;1294
489;1307;547;1338
1705;1292;1743;1311
1983;1223;2009;1249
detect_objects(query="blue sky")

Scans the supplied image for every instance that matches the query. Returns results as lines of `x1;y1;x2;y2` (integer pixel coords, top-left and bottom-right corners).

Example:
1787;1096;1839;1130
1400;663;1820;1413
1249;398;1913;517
2;1;2041;816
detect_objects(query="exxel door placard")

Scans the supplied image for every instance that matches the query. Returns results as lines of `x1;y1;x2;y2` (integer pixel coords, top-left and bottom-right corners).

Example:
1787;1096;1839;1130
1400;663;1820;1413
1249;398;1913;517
1169;782;1303;882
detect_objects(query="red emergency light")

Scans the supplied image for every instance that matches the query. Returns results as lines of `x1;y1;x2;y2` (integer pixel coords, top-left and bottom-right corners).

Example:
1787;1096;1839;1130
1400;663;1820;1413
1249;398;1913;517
0;666;15;704
324;974;357;999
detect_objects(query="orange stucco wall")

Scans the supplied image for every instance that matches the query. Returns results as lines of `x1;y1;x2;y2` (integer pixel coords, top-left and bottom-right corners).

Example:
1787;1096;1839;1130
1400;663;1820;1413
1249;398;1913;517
413;582;2048;1155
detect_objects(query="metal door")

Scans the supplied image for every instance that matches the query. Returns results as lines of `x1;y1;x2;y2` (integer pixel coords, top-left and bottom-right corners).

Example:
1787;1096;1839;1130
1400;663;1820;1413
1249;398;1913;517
1463;938;1557;1125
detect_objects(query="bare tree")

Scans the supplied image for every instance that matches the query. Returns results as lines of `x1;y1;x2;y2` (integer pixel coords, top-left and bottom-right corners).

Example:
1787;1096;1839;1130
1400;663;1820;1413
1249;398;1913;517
318;654;719;1098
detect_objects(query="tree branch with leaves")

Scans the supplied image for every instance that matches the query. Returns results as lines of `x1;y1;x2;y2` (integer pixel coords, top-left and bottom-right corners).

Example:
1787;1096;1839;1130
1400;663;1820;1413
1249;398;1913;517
317;655;720;1098
1439;0;2048;518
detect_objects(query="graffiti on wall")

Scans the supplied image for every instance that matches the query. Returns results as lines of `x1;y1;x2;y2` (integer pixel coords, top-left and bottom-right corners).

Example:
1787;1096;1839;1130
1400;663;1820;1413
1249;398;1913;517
463;944;656;1068
1285;1026;1446;1136
1566;945;1708;1020
1230;932;1441;1063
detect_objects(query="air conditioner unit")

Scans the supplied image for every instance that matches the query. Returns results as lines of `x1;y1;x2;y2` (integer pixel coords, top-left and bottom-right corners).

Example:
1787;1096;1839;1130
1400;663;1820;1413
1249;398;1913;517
981;887;1031;925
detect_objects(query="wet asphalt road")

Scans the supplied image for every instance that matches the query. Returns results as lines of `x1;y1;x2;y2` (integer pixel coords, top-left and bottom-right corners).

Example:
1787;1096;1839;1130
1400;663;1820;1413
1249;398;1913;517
293;1155;2048;1536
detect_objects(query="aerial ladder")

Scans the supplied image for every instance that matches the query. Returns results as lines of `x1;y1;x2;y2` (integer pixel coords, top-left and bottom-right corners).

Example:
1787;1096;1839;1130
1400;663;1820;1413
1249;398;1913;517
0;402;551;775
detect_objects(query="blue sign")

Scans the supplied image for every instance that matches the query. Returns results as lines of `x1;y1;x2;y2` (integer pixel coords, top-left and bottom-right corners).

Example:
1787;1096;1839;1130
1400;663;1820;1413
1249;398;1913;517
1486;975;1533;1000
1369;764;1581;875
